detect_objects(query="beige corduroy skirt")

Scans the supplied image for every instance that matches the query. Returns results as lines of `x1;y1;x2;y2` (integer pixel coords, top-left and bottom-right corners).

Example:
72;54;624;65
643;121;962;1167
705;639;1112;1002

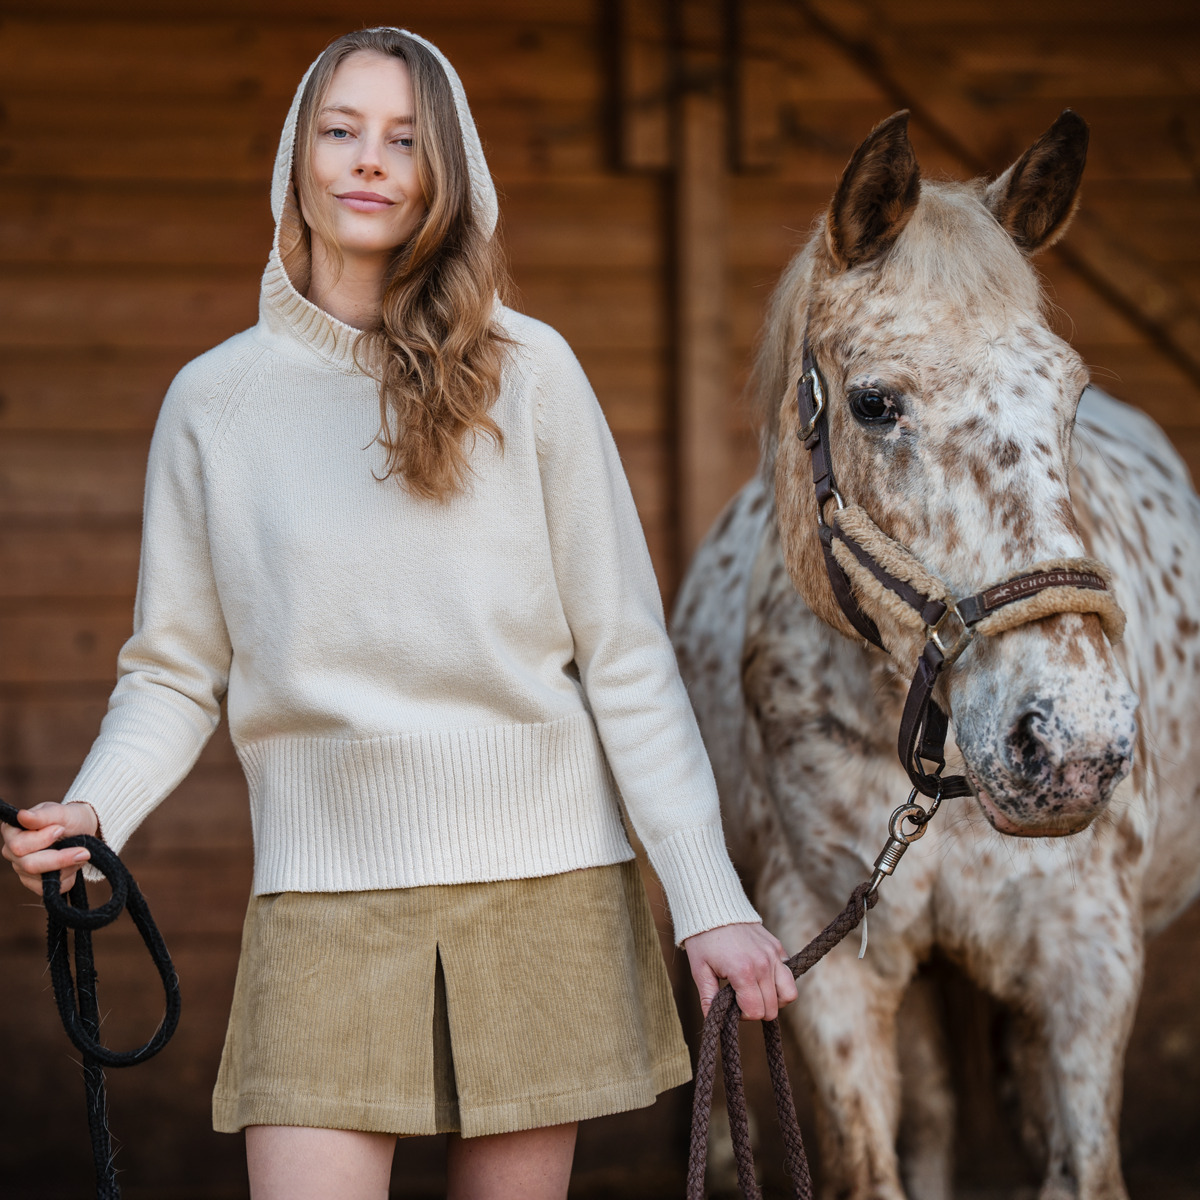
211;860;693;1138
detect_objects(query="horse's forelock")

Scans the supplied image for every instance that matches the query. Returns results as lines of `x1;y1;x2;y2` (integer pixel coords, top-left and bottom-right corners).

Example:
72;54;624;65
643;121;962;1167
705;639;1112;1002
753;182;1049;466
878;184;1043;317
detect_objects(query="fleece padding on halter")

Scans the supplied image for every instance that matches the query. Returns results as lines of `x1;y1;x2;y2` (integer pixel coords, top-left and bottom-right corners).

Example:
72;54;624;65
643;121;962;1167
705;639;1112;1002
829;504;1125;652
967;558;1125;642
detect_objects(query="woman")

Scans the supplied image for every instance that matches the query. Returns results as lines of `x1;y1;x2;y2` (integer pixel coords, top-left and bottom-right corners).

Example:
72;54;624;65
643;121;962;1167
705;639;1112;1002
2;28;796;1200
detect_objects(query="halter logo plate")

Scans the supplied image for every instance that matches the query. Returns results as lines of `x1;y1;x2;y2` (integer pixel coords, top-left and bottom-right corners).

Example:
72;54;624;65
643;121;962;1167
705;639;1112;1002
979;569;1106;613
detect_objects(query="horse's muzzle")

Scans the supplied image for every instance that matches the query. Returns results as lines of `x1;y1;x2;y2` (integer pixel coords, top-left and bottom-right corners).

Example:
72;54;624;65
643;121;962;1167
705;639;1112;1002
967;694;1135;836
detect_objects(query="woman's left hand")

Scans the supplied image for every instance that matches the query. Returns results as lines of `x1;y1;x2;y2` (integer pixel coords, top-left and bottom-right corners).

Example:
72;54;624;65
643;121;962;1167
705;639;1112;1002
683;922;799;1021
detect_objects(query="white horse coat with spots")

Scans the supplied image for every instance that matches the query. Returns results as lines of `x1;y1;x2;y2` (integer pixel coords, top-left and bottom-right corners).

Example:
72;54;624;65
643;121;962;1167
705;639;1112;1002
673;112;1200;1200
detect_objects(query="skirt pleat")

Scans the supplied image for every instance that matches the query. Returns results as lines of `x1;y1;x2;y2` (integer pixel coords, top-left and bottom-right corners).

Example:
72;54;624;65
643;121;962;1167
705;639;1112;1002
212;861;692;1137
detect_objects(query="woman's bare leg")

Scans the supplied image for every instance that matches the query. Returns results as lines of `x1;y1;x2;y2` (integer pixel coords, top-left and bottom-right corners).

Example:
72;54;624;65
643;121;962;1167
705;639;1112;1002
446;1122;578;1200
245;1125;396;1200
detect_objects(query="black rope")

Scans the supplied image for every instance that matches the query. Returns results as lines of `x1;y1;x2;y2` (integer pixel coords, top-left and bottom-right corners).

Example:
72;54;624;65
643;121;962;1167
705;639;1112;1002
0;799;181;1199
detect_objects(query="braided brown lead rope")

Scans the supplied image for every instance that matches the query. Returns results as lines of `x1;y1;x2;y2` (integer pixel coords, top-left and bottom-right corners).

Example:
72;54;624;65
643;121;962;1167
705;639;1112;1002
688;882;879;1199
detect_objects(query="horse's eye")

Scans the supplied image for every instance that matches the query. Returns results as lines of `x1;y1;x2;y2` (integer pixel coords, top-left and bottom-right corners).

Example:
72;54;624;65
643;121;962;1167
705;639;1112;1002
849;389;897;426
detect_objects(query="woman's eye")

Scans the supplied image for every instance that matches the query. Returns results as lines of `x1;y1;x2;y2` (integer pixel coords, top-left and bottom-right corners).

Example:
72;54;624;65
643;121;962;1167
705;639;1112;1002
326;128;350;139
848;389;898;426
393;136;414;149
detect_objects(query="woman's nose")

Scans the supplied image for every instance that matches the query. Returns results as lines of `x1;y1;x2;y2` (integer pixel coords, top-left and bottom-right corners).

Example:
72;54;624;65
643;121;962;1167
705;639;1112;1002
352;142;386;178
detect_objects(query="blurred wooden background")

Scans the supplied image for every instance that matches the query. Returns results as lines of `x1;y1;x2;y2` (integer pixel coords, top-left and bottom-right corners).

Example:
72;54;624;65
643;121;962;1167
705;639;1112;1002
1;0;1199;1195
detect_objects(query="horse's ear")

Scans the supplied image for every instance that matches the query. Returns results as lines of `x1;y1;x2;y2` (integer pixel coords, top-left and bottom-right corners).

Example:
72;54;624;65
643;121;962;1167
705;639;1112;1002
827;110;921;269
985;110;1089;254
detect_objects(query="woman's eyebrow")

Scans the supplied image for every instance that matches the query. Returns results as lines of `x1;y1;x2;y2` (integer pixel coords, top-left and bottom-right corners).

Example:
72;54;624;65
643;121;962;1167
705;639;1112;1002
319;104;414;122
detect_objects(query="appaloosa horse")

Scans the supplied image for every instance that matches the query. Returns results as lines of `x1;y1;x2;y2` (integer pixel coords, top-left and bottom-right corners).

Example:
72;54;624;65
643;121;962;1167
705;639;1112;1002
673;110;1200;1199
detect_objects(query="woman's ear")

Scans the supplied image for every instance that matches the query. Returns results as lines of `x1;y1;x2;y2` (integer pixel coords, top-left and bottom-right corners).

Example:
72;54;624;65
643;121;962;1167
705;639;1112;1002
826;110;921;269
985;110;1089;255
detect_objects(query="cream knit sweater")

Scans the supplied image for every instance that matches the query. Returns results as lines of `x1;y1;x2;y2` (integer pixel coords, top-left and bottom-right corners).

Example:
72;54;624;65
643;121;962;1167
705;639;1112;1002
64;30;759;943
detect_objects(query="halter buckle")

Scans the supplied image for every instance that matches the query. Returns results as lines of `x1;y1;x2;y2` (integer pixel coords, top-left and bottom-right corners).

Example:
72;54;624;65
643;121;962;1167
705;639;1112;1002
798;367;826;441
927;602;973;664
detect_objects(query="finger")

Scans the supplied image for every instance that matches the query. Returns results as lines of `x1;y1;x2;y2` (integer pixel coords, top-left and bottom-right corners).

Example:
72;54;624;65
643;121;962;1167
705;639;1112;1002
730;971;767;1021
775;958;799;1008
692;960;720;1018
11;846;89;880
2;824;66;861
758;969;779;1021
18;803;68;831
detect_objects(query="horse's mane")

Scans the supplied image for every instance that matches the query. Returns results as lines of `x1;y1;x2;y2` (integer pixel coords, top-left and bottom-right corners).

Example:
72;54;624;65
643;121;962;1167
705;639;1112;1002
751;182;1046;471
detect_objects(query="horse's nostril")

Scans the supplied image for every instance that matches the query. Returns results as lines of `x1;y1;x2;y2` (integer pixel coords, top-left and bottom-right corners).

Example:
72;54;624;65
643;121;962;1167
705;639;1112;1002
1006;709;1049;779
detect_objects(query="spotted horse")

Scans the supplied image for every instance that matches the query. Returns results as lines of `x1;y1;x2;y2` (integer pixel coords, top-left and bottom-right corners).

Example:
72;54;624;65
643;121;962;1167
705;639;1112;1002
672;110;1200;1200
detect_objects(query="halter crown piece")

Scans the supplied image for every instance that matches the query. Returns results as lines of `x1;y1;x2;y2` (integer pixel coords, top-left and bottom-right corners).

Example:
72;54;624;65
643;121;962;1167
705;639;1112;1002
795;333;1126;800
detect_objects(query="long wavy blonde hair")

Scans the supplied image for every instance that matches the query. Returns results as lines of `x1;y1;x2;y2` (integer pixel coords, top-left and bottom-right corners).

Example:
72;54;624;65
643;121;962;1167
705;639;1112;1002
284;28;511;501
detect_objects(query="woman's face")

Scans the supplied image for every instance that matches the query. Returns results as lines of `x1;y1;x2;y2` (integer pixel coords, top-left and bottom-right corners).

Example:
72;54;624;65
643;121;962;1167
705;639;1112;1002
303;51;428;260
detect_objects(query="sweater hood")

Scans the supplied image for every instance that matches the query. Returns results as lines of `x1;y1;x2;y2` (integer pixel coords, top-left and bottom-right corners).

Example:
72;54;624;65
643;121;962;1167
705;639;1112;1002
259;29;499;370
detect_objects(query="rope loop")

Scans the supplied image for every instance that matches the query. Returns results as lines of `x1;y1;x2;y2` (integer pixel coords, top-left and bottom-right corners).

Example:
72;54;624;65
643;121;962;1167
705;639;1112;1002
1;799;180;1198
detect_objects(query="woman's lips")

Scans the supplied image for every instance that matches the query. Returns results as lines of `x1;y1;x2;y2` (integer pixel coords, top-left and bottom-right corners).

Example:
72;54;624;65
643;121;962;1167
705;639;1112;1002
335;192;395;213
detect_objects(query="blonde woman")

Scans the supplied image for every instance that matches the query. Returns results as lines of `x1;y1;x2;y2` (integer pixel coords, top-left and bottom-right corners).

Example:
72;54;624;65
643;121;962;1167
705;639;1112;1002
1;28;796;1200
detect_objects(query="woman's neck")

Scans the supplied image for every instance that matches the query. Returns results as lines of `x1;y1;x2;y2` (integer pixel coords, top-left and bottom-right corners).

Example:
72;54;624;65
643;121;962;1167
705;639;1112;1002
306;235;389;330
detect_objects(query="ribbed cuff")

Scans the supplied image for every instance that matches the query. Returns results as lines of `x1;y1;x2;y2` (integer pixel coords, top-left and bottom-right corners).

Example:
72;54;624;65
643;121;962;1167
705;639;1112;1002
63;752;158;882
644;822;760;944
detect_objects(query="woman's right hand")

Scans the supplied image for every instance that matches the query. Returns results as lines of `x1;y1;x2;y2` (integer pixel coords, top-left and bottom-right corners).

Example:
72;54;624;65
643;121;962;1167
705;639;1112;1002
1;802;99;896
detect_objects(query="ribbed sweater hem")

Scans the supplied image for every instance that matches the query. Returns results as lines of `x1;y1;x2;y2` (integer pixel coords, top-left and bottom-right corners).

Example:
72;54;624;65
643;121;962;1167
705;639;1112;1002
237;711;636;894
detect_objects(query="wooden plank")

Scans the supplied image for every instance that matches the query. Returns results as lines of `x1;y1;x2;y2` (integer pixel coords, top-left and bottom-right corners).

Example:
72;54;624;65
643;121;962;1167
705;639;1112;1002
580;350;667;437
907;30;1200;101
0;526;140;598
515;268;665;351
675;0;735;563
615;0;672;170
877;0;1200;27
502;179;663;270
0;433;148;518
0;270;260;351
730;0;794;170
0;18;599;104
6;0;592;20
0;349;183;432
0;181;272;269
0;603;134;684
726;184;826;269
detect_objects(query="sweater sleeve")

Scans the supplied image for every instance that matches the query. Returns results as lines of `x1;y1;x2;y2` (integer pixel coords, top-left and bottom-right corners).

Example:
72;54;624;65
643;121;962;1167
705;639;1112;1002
531;331;760;943
64;369;233;858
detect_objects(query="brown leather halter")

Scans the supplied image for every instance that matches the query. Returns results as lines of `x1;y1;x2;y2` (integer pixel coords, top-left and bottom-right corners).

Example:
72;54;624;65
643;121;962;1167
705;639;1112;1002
795;333;1123;804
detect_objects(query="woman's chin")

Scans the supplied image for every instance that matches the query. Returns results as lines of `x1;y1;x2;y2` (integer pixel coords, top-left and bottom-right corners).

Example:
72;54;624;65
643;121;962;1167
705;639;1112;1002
311;220;416;263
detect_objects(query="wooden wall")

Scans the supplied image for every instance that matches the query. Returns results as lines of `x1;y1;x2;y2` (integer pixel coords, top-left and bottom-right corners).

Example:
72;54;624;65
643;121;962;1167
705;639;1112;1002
0;1;1198;1196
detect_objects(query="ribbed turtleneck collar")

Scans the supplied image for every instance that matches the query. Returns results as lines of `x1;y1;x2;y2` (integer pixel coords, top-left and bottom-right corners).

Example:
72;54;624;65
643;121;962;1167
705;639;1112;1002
257;249;370;375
